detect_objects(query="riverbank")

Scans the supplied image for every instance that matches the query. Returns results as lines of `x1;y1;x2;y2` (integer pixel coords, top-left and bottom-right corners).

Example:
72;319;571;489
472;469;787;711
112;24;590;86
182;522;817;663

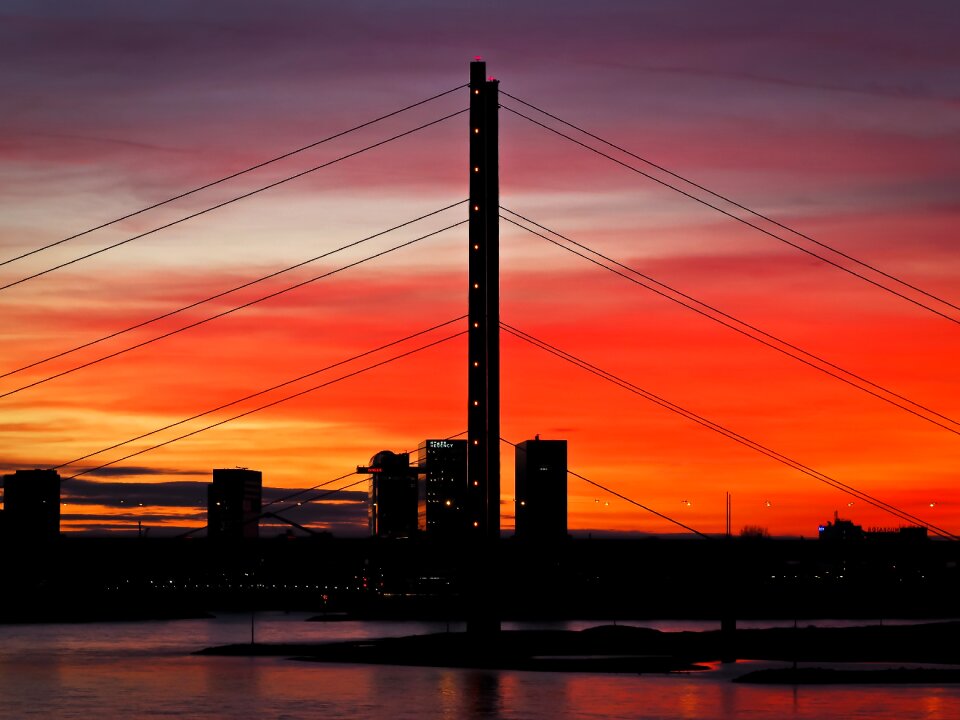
197;620;960;675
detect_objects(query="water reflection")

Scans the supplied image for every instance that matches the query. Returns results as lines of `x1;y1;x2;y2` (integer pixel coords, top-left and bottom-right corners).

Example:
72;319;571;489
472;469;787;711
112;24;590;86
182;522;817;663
467;671;502;717
201;656;263;703
436;669;460;720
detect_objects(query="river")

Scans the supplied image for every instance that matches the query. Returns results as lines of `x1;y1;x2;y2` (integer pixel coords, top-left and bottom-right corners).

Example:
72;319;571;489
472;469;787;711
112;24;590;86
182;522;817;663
1;614;958;719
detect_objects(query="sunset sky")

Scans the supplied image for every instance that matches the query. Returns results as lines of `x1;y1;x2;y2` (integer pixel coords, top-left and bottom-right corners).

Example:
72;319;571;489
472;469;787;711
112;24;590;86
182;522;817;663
1;0;958;538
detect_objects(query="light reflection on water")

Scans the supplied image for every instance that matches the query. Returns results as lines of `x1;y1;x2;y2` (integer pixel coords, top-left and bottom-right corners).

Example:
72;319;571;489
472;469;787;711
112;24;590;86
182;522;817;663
0;614;959;719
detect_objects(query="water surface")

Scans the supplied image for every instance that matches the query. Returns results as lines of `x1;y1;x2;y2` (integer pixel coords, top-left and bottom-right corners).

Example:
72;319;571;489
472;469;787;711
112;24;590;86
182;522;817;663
2;614;958;719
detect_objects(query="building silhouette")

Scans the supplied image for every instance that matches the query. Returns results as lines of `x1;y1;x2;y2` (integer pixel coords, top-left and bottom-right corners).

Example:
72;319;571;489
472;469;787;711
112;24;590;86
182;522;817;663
207;468;262;541
367;450;417;538
818;513;864;541
819;512;929;543
416;439;466;537
867;526;928;542
515;437;568;542
1;468;60;540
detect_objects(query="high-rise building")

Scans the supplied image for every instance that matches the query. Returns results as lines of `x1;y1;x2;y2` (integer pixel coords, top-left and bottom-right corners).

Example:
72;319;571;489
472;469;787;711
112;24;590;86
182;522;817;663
207;468;262;541
416;439;466;537
515;438;567;542
367;450;417;538
1;469;61;540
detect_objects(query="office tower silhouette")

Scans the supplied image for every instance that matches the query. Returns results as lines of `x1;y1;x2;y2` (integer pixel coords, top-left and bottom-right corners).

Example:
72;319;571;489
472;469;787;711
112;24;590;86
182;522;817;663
367;450;417;538
1;468;60;540
515;438;568;542
207;467;262;540
417;439;467;537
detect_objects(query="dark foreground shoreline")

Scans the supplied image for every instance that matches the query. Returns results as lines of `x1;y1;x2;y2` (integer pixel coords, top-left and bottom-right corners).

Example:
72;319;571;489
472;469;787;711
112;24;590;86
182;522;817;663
197;621;960;679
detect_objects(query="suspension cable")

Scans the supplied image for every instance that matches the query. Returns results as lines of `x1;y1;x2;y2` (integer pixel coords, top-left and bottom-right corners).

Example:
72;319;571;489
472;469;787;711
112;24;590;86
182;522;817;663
3;201;465;379
501;322;956;539
501;91;960;317
0;108;468;292
50;316;466;471
1;84;467;268
503;436;711;538
1;221;466;400
500;208;960;437
500;102;959;326
60;329;466;482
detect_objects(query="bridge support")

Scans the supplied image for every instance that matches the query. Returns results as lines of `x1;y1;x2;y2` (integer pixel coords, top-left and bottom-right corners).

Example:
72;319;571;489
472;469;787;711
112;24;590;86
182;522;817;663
466;58;500;636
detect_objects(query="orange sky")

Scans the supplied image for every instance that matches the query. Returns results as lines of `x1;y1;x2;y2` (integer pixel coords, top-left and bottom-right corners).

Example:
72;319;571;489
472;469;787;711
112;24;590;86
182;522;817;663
2;2;959;538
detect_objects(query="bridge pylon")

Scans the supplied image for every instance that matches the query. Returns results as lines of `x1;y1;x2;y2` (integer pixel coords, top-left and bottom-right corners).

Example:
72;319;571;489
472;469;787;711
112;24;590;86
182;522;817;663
466;58;500;636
